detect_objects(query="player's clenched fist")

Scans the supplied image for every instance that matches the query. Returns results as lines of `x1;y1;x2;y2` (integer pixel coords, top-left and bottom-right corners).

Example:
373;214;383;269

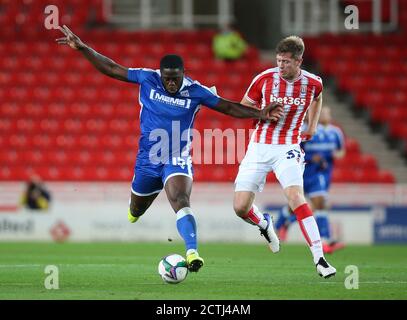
300;130;315;142
260;103;284;122
56;25;85;50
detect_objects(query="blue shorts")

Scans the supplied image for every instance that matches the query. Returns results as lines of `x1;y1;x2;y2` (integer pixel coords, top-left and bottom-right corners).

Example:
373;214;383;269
303;172;331;198
131;155;193;196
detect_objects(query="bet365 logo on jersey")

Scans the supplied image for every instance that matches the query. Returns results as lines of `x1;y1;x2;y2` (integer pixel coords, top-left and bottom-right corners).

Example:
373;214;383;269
271;95;306;106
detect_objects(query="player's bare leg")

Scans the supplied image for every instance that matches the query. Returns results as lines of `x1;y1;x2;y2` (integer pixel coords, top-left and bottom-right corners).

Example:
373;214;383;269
164;175;204;272
234;191;280;253
310;195;325;210
128;192;159;223
284;185;336;278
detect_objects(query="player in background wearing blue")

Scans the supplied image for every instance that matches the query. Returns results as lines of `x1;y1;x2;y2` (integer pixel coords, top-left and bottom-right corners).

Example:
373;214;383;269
275;107;346;254
57;25;284;272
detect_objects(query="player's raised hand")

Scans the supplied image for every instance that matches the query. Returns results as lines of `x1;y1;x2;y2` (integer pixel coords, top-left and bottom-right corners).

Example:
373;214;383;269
260;103;284;122
55;25;85;50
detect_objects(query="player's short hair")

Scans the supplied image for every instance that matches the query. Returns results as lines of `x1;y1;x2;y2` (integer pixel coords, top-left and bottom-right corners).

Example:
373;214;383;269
160;54;184;71
276;36;305;60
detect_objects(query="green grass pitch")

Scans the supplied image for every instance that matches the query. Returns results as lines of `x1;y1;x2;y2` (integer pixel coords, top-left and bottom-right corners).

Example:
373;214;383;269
0;242;406;300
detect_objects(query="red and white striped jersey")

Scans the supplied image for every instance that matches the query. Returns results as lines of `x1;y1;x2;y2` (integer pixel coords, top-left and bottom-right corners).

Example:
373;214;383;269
244;67;323;145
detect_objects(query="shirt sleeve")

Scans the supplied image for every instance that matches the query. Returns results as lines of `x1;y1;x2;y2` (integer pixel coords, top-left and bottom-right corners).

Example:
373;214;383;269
127;68;154;84
197;84;221;108
313;77;323;100
244;76;263;106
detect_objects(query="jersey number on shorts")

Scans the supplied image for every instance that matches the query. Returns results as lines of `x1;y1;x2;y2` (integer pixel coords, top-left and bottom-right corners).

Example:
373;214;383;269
172;156;191;169
286;149;302;163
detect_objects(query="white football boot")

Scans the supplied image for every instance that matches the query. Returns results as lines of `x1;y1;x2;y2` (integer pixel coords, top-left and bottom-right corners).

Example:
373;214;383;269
259;213;280;253
316;257;337;278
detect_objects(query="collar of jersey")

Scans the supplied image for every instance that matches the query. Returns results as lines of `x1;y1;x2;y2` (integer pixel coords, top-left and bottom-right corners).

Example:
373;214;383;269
155;69;189;95
278;69;303;83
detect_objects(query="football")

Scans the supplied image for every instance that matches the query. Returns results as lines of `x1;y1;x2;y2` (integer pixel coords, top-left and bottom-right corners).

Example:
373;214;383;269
158;254;189;284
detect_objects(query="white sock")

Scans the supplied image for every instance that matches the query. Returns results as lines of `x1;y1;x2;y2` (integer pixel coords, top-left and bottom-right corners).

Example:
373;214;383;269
242;204;268;229
300;216;324;264
253;204;268;229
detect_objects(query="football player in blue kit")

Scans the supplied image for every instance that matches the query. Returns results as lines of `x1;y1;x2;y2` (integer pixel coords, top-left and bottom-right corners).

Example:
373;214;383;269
57;25;284;272
275;107;346;254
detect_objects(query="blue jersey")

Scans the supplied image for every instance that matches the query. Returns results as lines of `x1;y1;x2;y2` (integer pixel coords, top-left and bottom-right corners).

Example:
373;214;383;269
127;68;220;167
302;124;344;177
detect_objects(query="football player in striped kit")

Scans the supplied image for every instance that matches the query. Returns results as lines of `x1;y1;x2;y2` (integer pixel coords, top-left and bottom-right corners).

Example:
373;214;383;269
233;36;336;278
276;107;346;254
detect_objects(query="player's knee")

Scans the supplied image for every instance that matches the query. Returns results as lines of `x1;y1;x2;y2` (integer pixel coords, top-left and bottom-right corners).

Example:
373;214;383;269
129;207;144;217
129;202;148;217
285;187;306;210
312;197;325;210
168;193;190;212
233;199;251;217
285;187;300;201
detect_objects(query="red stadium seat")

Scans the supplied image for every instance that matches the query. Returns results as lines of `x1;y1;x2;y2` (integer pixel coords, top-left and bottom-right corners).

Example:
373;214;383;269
345;138;360;154
388;121;407;139
377;170;396;183
359;154;378;169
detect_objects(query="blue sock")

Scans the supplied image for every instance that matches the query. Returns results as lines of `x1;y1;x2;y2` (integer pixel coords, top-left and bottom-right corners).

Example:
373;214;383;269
275;206;296;230
315;211;331;240
176;207;197;252
289;213;297;223
275;206;288;230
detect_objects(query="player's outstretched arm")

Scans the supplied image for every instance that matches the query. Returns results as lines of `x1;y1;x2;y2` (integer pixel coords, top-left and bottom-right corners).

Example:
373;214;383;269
56;25;129;82
302;93;323;141
212;98;284;122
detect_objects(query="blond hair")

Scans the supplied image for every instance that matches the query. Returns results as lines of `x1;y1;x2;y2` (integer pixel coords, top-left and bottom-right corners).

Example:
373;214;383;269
276;35;305;60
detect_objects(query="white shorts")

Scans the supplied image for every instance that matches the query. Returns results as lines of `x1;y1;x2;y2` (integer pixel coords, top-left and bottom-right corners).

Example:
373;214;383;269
235;142;305;192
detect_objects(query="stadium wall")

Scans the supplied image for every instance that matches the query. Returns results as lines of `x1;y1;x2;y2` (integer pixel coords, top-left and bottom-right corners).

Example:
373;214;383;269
0;183;406;244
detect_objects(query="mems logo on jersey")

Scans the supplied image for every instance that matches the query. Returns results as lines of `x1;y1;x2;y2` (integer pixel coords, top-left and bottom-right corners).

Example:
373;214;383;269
150;89;191;109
